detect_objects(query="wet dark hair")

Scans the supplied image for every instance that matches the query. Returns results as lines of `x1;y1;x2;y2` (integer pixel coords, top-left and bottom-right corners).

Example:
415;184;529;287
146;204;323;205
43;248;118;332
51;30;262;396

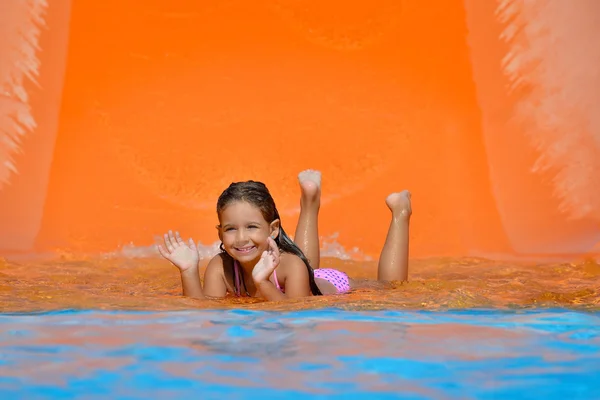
217;180;322;296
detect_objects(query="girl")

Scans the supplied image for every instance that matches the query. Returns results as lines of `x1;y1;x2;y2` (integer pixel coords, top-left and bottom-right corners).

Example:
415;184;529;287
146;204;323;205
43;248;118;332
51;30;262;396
158;170;411;301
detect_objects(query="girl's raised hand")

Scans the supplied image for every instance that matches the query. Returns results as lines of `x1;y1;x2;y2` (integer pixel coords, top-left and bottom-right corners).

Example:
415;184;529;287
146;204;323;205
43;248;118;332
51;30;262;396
252;237;281;283
157;230;199;272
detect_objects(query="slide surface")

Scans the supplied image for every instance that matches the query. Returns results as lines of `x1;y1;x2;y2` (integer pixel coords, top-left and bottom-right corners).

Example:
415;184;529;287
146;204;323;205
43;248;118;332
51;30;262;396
1;0;599;259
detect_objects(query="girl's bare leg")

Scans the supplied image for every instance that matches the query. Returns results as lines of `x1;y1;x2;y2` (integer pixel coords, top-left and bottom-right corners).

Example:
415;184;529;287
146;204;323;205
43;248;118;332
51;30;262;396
294;170;321;269
378;190;412;282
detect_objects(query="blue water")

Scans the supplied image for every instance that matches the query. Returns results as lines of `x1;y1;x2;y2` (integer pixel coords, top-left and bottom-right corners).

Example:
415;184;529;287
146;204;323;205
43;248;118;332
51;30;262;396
0;308;598;399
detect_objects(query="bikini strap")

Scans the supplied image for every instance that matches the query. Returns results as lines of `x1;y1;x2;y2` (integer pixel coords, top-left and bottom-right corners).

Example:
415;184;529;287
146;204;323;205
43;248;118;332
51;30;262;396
273;269;281;291
235;259;281;295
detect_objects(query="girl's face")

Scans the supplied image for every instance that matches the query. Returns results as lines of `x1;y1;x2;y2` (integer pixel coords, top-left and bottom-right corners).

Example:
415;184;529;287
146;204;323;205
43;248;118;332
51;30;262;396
218;201;280;265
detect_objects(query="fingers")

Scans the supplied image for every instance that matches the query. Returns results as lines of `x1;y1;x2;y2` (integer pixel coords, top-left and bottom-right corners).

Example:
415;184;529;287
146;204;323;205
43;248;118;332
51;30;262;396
163;233;173;251
268;237;280;264
164;231;174;249
175;231;185;246
168;230;178;248
268;236;278;253
157;244;170;259
261;250;274;267
162;230;196;254
164;230;187;250
163;233;175;252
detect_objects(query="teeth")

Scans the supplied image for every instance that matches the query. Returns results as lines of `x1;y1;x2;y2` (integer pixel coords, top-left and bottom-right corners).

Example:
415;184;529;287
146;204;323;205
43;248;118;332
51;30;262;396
236;247;254;252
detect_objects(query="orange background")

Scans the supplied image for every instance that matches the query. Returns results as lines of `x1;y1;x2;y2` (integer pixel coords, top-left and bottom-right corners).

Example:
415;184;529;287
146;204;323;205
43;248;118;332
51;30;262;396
1;0;599;259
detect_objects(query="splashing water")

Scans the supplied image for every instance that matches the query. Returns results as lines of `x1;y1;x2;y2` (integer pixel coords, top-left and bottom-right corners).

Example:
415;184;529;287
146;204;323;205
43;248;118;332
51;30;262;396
110;232;373;261
1;249;598;313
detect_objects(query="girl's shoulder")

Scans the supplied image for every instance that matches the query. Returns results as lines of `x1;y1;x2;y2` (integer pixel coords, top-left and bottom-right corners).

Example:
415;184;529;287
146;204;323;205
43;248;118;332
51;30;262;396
205;253;237;294
205;252;233;274
279;251;303;263
278;251;309;276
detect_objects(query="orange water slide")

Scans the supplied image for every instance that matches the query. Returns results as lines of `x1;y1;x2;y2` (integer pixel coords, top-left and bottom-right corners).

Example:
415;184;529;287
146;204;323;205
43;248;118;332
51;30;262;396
1;0;599;259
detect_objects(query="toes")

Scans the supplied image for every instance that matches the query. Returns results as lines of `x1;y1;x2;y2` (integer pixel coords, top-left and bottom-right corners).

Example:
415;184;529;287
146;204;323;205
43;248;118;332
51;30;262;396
298;169;322;186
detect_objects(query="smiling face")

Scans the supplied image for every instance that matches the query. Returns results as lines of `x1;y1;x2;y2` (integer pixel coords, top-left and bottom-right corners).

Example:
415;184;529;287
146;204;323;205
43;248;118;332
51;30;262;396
218;201;280;265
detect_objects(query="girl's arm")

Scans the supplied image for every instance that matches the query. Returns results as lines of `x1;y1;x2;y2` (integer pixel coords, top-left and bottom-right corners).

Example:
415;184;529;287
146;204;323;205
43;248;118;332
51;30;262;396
180;267;204;299
256;280;286;301
255;253;312;301
158;230;206;299
180;255;228;299
278;256;312;299
202;256;228;298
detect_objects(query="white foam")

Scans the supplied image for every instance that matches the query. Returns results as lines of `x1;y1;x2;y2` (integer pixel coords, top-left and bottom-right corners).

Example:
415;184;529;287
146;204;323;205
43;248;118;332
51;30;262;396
320;232;373;261
106;232;372;261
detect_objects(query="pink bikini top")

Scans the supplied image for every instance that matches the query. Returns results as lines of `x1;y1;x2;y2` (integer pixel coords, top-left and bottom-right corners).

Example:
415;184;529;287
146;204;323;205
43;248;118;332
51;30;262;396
233;260;283;297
